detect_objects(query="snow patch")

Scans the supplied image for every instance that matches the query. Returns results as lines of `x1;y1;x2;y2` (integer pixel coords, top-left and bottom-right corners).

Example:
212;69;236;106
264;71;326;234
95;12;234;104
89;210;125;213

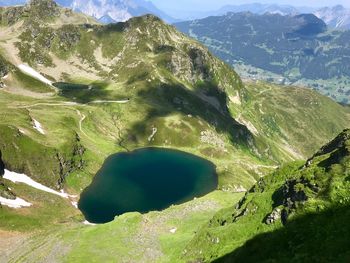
89;99;130;104
169;228;177;234
3;169;72;198
18;64;53;86
148;127;158;142
0;196;32;209
83;220;96;226
71;201;78;209
32;119;45;135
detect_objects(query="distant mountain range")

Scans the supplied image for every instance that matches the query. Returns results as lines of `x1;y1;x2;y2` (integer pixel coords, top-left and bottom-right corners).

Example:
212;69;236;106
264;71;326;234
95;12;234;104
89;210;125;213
171;3;350;30
0;1;349;29
0;0;178;23
315;5;350;30
175;12;350;104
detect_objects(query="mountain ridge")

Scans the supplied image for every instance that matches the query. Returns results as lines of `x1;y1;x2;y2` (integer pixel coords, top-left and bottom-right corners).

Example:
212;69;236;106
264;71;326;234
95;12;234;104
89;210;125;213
175;12;350;104
172;3;350;30
0;0;178;23
0;1;349;262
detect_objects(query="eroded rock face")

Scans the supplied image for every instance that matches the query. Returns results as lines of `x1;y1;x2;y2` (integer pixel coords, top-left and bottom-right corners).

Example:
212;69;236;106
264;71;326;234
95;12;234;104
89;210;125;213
265;208;281;225
56;133;85;189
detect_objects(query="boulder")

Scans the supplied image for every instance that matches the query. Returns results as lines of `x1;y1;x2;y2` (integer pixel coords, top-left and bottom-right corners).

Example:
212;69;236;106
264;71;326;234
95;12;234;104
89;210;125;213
265;208;281;225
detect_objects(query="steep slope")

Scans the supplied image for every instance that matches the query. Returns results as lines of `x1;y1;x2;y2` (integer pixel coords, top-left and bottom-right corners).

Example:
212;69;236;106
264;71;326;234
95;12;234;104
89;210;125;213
4;130;349;262
184;129;350;262
0;1;349;262
0;0;348;200
0;0;258;201
175;12;350;104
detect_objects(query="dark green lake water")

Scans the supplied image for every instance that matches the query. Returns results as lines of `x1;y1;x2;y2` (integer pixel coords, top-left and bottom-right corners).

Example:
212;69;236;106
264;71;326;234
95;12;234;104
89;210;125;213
78;148;218;224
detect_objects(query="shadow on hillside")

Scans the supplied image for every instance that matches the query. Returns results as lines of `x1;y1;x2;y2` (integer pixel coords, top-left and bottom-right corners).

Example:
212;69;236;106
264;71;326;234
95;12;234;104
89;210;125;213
214;205;350;263
0;150;4;176
53;82;124;103
130;81;254;148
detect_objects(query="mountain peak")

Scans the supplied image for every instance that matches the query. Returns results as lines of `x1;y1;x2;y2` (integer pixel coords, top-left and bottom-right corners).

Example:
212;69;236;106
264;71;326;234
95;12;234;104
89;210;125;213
28;0;57;7
26;0;60;18
332;5;345;11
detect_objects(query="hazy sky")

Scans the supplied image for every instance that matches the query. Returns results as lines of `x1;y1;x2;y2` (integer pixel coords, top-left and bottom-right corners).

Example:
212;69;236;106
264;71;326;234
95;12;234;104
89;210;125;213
150;0;350;12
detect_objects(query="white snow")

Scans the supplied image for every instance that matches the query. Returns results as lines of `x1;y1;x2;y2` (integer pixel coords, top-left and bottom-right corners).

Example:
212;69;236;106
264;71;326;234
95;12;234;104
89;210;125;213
18;64;53;86
32;119;45;135
89;99;130;104
148;127;158;142
0;196;32;209
71;201;78;209
169;228;177;234
3;169;71;198
83;220;96;226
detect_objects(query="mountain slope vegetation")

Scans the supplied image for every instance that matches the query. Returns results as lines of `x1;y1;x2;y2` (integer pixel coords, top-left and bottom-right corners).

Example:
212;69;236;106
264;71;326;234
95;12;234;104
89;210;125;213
184;129;350;262
0;1;349;262
175;12;350;104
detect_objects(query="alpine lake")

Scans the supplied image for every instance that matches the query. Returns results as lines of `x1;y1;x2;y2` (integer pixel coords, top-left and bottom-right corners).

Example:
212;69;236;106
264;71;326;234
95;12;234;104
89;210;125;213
78;148;218;224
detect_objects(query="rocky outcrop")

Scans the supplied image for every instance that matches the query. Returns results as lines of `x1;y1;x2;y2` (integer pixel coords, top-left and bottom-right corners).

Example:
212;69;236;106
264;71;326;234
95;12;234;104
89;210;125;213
188;47;211;81
305;129;350;169
265;208;281;225
25;0;60;21
0;6;24;25
0;0;60;26
0;56;9;78
264;177;319;225
55;25;81;51
0;150;16;201
56;133;85;189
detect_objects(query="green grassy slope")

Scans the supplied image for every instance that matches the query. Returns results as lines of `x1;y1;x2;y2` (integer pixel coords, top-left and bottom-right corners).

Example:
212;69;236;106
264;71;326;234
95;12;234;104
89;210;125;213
3;191;244;262
216;206;350;263
0;1;349;262
184;129;350;262
239;81;350;158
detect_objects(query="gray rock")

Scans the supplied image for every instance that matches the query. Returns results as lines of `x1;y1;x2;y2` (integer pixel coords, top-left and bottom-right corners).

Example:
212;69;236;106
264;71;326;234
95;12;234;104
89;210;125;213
265;208;281;225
